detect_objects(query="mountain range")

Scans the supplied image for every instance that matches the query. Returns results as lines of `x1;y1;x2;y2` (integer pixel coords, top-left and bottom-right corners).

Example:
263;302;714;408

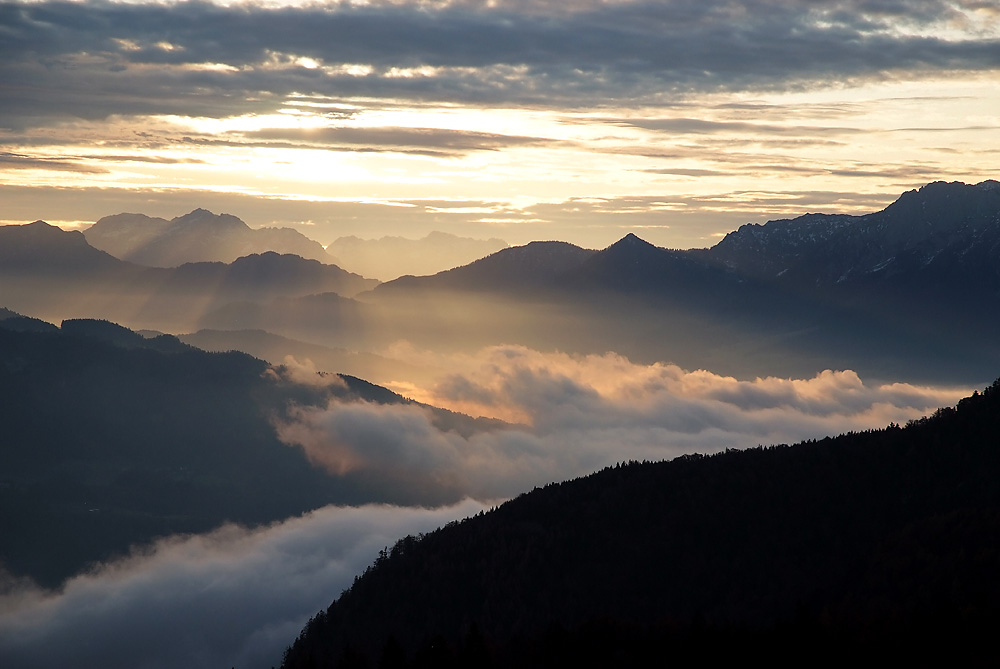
3;180;999;384
84;208;335;266
0;222;376;333
367;180;1000;384
375;180;1000;300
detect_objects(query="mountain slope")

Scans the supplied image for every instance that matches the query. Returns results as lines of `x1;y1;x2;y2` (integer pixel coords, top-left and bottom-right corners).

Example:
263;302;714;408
706;180;1000;287
0;319;502;587
0;222;377;331
281;379;1000;667
362;181;1000;384
0;220;128;275
85;208;336;267
177;328;425;387
373;240;594;295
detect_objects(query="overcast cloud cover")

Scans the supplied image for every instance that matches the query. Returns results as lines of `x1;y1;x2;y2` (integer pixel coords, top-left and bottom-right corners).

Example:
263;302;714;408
1;0;998;125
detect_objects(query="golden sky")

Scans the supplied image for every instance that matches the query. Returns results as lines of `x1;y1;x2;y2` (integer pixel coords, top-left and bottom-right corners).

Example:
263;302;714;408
1;0;998;248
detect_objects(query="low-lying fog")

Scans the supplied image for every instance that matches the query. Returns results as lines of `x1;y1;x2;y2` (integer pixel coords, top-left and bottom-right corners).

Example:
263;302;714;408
0;344;970;669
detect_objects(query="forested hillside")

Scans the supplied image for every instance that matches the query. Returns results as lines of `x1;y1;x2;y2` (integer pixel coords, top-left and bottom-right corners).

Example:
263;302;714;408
282;379;1000;668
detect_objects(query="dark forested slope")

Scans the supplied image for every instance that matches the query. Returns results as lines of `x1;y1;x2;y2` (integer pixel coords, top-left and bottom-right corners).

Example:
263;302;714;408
282;379;1000;668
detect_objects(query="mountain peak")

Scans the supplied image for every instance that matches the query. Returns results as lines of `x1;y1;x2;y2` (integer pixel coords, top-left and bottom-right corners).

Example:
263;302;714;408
170;208;249;231
615;232;651;246
602;233;660;257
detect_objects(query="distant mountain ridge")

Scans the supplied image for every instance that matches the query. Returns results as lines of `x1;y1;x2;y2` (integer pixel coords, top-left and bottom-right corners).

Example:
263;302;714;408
0;221;377;332
704;180;1000;286
85;208;336;267
376;240;595;294
367;180;1000;384
0;220;126;274
6;179;1000;384
376;180;1000;296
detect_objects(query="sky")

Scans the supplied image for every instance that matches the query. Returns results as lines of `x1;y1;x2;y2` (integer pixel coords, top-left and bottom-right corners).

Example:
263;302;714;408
0;2;997;665
1;0;998;248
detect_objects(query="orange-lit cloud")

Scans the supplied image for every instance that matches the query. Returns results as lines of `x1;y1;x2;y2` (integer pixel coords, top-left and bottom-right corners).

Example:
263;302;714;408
274;345;970;500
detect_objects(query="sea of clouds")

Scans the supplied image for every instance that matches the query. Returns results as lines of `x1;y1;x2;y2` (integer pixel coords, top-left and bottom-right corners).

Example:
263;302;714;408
0;345;970;668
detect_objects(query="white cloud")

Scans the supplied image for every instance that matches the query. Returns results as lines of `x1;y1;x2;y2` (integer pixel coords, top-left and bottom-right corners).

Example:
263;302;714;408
0;500;488;669
277;345;970;500
0;344;972;668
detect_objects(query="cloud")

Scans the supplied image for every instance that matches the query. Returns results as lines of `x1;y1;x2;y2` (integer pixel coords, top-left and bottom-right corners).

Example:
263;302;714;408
265;355;349;389
274;345;970;502
0;343;974;667
1;0;997;128
245;126;557;156
0;500;488;669
0;152;108;173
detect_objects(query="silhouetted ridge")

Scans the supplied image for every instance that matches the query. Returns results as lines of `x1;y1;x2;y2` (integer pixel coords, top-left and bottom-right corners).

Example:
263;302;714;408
562;233;741;296
0;308;58;333
85;208;340;267
0;318;510;587
705;179;1000;285
282;379;1000;667
375;240;594;293
0;221;125;273
170;208;248;232
61;318;149;348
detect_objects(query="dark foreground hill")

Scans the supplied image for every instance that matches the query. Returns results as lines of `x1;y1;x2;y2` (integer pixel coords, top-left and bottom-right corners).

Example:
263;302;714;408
0;316;500;587
282;379;1000;668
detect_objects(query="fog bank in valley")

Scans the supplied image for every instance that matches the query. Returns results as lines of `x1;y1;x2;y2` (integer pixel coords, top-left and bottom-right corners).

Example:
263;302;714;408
276;345;970;502
0;500;488;669
0;342;972;668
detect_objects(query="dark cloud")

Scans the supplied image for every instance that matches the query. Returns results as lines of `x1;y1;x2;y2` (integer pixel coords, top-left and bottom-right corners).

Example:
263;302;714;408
0;500;488;669
246;126;557;155
612;118;862;136
0;152;107;173
1;0;997;128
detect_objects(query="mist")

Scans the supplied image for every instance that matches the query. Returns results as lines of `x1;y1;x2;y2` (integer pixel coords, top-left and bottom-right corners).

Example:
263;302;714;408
0;500;488;669
275;344;970;502
0;338;973;668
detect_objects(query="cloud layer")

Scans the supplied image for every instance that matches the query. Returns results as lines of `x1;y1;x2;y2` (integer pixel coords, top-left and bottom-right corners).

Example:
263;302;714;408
276;345;970;501
0;500;488;669
0;345;972;668
3;0;998;129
